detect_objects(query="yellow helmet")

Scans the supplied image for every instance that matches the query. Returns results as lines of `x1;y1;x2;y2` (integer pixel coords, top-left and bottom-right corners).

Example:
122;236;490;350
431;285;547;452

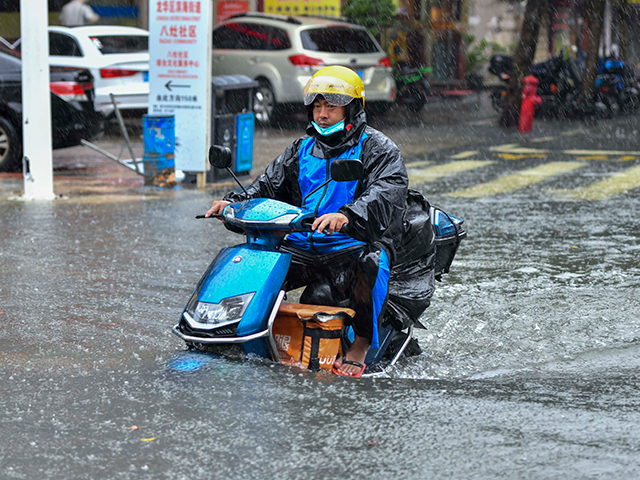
303;66;365;107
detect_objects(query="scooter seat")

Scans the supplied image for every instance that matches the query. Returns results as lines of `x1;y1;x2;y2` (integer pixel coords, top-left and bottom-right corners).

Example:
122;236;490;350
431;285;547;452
277;302;355;322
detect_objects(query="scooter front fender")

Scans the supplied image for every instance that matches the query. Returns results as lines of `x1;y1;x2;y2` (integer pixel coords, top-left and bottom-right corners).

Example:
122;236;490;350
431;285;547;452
189;244;292;337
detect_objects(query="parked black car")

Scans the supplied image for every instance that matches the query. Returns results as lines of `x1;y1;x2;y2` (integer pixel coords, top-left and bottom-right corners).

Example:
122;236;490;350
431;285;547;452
0;45;101;172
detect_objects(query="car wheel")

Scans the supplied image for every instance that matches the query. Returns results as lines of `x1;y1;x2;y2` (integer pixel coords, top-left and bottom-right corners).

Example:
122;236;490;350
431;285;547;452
254;80;279;126
0;116;21;173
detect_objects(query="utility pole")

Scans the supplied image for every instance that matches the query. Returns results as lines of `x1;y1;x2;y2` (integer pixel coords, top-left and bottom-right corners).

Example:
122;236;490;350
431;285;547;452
20;0;55;201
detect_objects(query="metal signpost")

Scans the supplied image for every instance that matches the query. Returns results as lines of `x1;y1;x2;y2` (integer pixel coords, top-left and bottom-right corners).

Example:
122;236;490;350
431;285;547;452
148;0;213;187
20;0;55;201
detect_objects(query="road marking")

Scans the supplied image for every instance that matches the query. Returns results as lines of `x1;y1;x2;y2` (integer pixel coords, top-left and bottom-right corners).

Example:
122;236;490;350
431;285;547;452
497;153;547;160
561;129;586;137
447;161;585;198
489;144;519;151
408;160;493;186
526;129;581;143
618;156;638;162
449;150;479;159
489;144;548;154
576;155;610;161
404;160;431;168
563;149;640;156
468;119;494;126
561;164;640;200
531;136;557;143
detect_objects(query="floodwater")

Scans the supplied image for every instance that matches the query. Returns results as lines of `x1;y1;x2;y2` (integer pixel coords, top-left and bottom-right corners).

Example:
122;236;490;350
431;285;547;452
2;174;639;479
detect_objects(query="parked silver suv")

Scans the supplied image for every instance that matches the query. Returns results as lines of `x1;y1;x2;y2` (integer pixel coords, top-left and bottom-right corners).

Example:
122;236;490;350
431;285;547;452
212;13;395;125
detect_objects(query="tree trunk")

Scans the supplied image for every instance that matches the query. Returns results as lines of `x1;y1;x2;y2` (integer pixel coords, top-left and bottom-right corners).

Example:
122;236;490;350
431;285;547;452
580;0;606;101
500;0;547;128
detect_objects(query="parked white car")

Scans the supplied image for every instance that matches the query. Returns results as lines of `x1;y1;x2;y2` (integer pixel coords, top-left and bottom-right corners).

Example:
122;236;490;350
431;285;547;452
15;26;149;118
212;14;396;125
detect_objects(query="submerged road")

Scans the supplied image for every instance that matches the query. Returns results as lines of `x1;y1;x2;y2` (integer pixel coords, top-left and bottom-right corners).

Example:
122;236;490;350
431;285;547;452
1;94;640;478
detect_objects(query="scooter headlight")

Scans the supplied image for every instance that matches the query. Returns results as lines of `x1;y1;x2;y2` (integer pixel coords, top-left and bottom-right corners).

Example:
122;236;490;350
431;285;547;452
223;206;235;221
272;213;299;225
185;293;254;329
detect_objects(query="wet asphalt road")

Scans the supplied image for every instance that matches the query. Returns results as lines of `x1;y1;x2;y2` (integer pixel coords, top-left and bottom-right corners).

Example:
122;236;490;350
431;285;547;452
1;94;640;479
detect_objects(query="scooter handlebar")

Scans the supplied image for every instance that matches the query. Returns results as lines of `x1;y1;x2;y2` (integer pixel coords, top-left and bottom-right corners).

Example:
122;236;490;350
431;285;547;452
196;209;345;235
299;217;345;235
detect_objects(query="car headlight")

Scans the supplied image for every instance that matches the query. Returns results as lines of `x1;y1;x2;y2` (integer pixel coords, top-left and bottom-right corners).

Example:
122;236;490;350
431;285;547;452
184;293;254;329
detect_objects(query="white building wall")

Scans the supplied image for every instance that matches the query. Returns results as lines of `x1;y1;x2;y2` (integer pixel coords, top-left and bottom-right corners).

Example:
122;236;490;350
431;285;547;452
466;0;522;83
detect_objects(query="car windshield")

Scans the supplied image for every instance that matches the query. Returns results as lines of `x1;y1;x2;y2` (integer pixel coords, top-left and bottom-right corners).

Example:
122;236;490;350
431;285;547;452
301;27;379;54
89;35;148;54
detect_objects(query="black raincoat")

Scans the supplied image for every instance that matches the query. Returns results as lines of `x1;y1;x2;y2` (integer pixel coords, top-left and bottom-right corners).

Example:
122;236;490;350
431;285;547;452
224;103;436;330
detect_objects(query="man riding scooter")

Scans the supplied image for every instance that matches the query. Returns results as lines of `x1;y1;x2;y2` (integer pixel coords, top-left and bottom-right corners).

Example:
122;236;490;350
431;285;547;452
206;66;423;377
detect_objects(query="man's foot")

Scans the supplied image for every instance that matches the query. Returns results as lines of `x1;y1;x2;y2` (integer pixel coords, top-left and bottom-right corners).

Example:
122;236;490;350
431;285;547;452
333;335;370;377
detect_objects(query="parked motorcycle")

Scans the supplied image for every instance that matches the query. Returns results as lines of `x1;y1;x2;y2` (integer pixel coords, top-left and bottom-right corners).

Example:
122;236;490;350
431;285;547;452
595;58;640;116
488;54;583;118
394;62;432;113
488;54;511;112
172;145;466;376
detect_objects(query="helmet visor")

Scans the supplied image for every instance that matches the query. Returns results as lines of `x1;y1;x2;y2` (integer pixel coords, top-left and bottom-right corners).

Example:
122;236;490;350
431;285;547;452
304;92;354;107
303;75;362;106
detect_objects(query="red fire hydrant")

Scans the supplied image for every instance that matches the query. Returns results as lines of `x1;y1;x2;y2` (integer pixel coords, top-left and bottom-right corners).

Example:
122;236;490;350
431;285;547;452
518;75;543;133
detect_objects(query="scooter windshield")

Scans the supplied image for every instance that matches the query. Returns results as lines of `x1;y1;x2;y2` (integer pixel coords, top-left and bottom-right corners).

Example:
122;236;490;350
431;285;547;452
225;198;313;230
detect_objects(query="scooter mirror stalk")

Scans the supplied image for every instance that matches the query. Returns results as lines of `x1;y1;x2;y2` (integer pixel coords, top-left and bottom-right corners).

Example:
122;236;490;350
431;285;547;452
209;145;248;197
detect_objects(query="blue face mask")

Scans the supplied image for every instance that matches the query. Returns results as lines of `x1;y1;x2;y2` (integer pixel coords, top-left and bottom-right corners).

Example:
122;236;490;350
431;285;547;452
312;120;345;136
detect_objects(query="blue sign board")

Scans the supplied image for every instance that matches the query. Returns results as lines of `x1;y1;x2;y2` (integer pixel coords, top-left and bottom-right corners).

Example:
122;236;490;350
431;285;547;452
235;113;254;173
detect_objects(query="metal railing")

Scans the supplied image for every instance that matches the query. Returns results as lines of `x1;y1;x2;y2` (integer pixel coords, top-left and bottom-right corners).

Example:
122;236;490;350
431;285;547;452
80;93;143;175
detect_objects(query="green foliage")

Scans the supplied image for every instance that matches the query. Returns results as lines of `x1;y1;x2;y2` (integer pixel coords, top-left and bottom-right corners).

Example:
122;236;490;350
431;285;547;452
465;34;508;72
342;0;396;41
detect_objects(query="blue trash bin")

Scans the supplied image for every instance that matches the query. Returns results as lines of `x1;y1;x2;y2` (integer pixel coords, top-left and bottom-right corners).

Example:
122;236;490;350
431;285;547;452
235;112;254;174
143;114;176;186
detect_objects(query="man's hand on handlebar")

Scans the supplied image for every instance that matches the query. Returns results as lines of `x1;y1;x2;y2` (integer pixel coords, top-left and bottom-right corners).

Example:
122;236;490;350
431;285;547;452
312;212;349;235
205;200;231;218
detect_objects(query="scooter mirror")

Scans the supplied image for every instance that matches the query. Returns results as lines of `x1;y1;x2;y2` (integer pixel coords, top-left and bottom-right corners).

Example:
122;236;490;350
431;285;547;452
209;145;232;169
330;158;363;182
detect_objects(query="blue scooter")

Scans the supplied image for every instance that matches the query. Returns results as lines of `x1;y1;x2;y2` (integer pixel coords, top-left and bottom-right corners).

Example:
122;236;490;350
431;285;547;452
172;146;466;374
